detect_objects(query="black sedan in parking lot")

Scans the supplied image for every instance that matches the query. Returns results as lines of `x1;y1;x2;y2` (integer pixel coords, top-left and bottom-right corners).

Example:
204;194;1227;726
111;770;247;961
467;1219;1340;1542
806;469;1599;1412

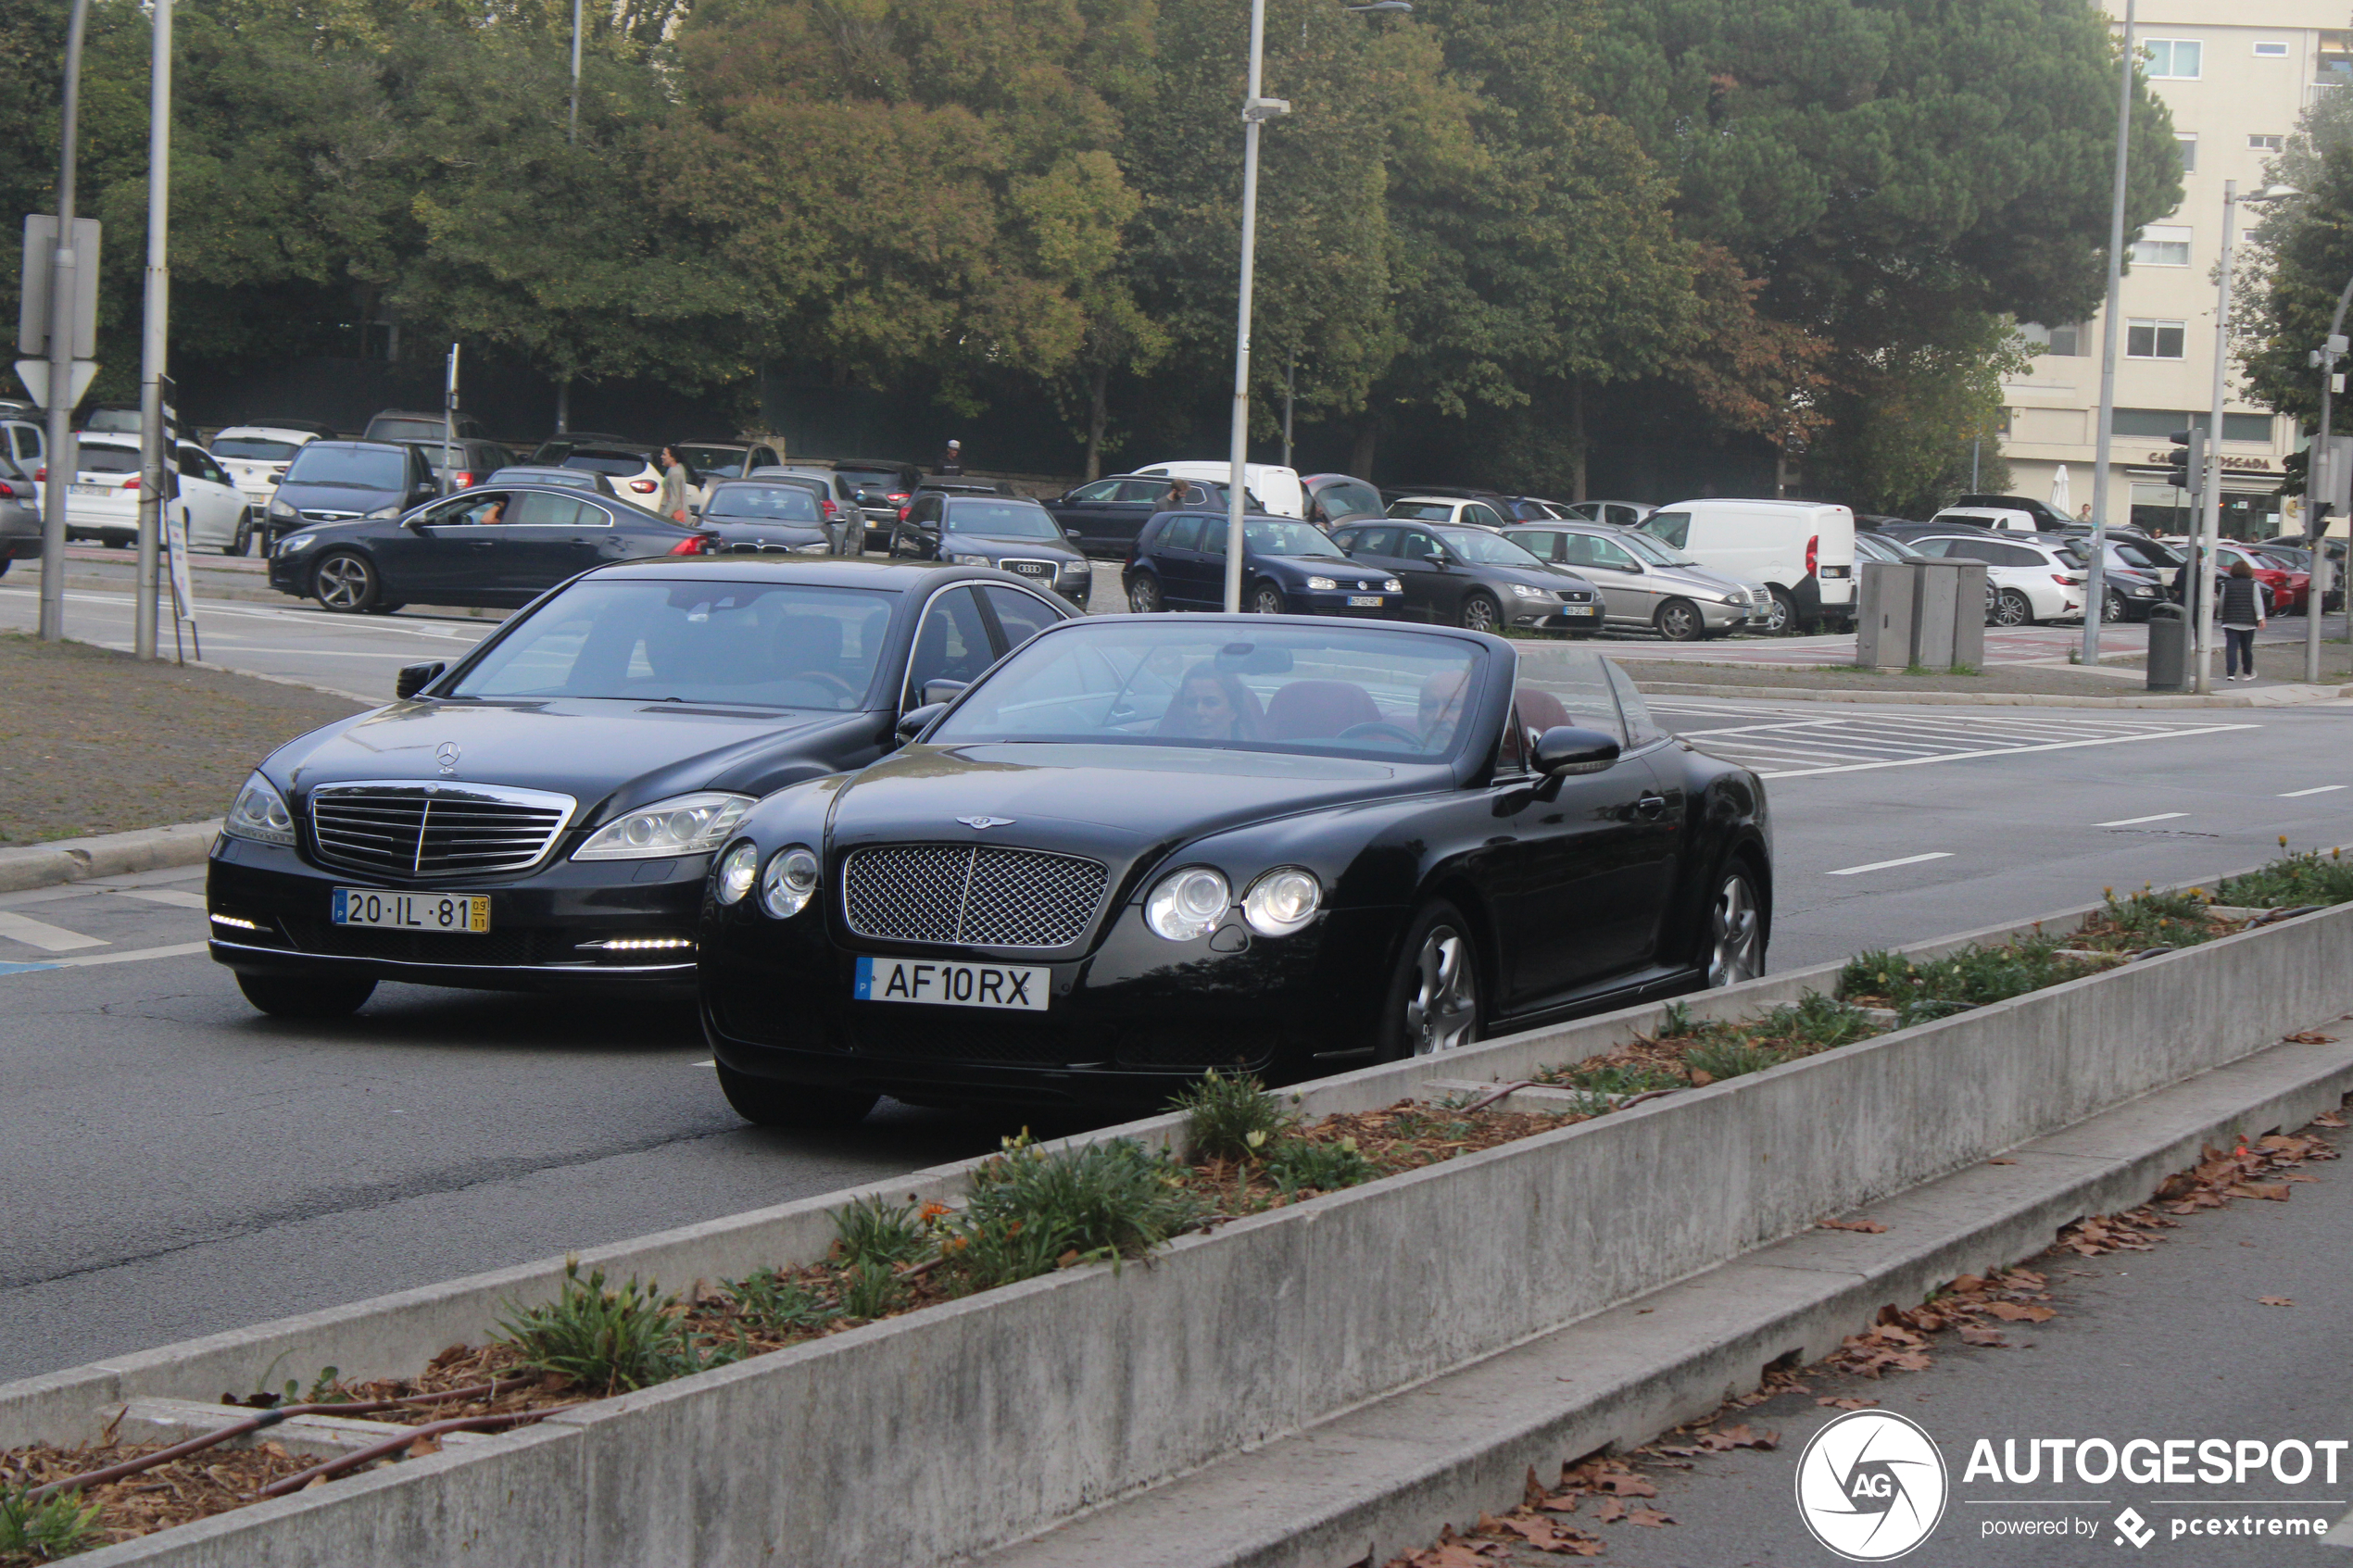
208;558;1079;1017
698;620;1771;1124
890;493;1092;605
268;483;716;613
1121;510;1407;617
1326;520;1604;633
700;480;849;557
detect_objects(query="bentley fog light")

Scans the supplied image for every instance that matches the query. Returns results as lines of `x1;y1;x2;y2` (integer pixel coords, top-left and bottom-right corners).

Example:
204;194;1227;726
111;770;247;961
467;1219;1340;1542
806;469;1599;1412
1241;868;1321;935
760;846;822;920
715;842;761;905
1145;867;1230;941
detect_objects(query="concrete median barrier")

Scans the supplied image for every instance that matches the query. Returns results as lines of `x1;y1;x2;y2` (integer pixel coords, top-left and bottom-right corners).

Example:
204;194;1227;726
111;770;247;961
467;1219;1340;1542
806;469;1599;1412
0;821;221;894
14;872;2353;1566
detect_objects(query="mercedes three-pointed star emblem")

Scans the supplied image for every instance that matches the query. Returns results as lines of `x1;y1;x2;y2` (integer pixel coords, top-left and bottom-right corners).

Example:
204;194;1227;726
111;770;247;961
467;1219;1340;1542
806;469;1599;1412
435;742;461;774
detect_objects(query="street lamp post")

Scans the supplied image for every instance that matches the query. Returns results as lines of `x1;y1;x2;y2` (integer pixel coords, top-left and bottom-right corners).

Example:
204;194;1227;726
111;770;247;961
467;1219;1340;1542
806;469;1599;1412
2082;0;2134;668
37;0;94;644
134;0;172;662
1223;0;1408;611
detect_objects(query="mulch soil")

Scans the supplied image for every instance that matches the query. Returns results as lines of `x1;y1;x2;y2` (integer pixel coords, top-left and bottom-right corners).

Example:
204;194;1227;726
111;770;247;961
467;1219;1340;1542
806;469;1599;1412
0;1437;313;1562
0;633;366;844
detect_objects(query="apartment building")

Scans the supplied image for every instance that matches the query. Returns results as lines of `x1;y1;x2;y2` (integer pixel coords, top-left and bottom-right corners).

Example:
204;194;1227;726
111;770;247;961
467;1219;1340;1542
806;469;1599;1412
1998;2;2345;540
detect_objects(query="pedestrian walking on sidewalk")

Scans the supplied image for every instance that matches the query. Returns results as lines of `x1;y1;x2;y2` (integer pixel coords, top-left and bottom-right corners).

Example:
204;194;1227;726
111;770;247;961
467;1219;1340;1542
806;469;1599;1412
2219;559;2268;682
656;445;698;523
937;439;965;476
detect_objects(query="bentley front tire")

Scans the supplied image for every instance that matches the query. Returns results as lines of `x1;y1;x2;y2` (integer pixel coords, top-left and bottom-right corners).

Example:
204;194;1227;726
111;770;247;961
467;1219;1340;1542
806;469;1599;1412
1705;863;1767;987
716;1063;879;1129
1379;901;1481;1060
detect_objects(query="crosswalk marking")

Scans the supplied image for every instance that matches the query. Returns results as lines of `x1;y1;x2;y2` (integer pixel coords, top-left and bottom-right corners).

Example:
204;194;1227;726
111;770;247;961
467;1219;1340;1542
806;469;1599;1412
2282;785;2347;798
1649;699;2260;781
2096;812;2189;827
107;887;209;909
0;909;108;952
1826;852;1953;876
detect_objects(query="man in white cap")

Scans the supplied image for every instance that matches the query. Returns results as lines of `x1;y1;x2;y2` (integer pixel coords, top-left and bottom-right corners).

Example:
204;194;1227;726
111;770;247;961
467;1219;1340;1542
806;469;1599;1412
938;438;964;476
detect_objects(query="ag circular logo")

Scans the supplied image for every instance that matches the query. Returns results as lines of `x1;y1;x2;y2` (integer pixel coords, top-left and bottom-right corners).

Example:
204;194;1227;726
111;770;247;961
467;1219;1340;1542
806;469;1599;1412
1794;1409;1948;1561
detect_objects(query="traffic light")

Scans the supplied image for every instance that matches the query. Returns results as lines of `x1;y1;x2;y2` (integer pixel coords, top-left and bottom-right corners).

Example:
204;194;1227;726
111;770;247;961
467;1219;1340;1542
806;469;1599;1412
2164;427;2205;492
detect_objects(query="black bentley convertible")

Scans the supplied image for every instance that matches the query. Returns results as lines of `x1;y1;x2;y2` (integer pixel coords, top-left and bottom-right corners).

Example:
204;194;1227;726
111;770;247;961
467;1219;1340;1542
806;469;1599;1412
207;558;1077;1015
698;617;1771;1124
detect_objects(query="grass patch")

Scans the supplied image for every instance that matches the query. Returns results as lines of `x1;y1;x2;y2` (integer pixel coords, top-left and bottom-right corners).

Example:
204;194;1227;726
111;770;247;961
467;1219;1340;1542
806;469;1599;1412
948;1135;1211;1288
0;1486;102;1562
831;1196;931;1269
1172;1069;1297;1161
2213;846;2353;909
493;1260;739;1398
1839;937;2107;1025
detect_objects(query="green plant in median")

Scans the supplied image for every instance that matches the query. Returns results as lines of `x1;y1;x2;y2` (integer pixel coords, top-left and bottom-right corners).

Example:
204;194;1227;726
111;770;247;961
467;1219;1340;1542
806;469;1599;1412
1172;1069;1297;1161
2215;846;2353;910
724;1267;843;1336
832;1196;931;1269
946;1135;1211;1291
1840;937;2106;1026
1263;1135;1375;1196
838;1259;907;1321
0;1485;101;1561
1656;1000;1698;1038
495;1259;738;1397
2097;886;2217;948
1682;1035;1786;1082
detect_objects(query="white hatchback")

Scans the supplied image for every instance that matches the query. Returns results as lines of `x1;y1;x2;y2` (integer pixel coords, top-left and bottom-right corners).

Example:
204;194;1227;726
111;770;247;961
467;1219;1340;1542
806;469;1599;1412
1386;495;1515;532
208;423;334;509
64;436;256;555
1907;533;2087;626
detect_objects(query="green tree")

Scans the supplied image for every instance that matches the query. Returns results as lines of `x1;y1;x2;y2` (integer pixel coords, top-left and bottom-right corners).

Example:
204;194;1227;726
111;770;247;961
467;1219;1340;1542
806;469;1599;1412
2237;86;2353;458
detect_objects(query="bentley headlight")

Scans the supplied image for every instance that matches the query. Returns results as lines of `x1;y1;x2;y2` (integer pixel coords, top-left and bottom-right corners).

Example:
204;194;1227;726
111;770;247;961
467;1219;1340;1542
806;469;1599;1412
223;771;296;846
1241;868;1321;936
714;841;760;904
760;846;821;920
1305;575;1338;591
573;792;754;860
1144;867;1230;941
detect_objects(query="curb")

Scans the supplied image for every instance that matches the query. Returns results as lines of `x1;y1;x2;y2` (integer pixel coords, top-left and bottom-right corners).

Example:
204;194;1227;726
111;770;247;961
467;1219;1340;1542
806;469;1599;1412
0;821;222;895
1629;678;2353;709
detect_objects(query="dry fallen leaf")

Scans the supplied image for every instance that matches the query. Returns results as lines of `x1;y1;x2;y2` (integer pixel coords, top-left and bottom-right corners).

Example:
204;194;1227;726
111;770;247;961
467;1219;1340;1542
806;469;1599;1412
1957;1326;2009;1347
1818;1396;1879;1410
1818;1217;1889;1233
1593;1497;1628;1524
2259;1296;2296;1307
1627;1507;1677;1528
2283;1032;2337;1045
2312;1111;2347;1128
1982;1301;2057;1323
1988;1157;2017;1165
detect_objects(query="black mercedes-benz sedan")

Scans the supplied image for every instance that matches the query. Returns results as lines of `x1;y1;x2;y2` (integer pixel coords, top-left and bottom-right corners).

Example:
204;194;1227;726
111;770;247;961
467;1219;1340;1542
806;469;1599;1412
698;620;1770;1126
208;558;1079;1017
266;483;717;614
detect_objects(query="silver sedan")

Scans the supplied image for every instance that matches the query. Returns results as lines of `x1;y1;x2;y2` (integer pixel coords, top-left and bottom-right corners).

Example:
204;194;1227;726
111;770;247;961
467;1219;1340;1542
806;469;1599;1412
1503;521;1756;640
0;459;40;578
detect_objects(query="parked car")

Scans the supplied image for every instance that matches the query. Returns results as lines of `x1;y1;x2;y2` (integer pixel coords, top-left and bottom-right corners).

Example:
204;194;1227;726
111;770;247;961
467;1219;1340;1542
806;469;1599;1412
0;414;44;491
1044;474;1254;558
536;440;669;508
62;435;254;554
0;455;40;576
208;557;1081;1018
1502;521;1759;640
828;458;923;538
1954;494;2075;531
1906;533;2085;626
400;437;513;495
1387;495;1515;532
268;483;715;614
209;421;338;510
1635;500;1858;633
1928;505;2041;534
1122;510;1406;617
1557;500;1655;530
701;479;852;556
265;441;440;546
697;621;1771;1122
480;465;619;496
673;440;785;483
2069;540;2171;622
2245;542;2343;611
1326;520;1604;633
747;465;864;546
2214;542;2307;614
78;405;145;436
891;492;1091;605
1869;516;1992;546
365;409;493;445
1854;531;1926;564
1130;460;1304;519
1300;473;1387;529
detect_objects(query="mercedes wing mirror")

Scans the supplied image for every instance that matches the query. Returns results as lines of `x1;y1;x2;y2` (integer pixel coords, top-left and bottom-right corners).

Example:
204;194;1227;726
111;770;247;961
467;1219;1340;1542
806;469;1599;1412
396;661;447;699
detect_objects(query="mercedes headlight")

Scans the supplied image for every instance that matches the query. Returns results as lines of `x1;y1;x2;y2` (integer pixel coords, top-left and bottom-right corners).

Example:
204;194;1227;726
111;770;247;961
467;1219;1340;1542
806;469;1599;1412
1511;583;1553;600
573;792;754;860
714;842;761;904
949;552;992;567
760;846;821;920
1305;575;1339;591
279;533;316;556
1240;868;1321;936
1384;578;1404;593
1144;866;1230;941
223;771;296;846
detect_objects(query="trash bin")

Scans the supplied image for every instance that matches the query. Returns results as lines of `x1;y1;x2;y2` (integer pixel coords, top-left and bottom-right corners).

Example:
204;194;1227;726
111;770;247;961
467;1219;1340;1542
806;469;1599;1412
2145;602;2187;691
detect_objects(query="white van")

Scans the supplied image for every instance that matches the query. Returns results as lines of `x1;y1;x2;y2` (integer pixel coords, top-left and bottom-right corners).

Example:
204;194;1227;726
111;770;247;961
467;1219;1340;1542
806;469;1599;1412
1636;499;1856;633
1928;506;2037;533
1129;460;1304;520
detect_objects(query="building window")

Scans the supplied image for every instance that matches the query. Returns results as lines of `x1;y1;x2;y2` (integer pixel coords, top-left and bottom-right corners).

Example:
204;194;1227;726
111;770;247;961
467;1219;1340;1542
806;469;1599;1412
2319;31;2353;84
2255;41;2289;57
2021;321;2086;357
2251;133;2284;151
2222;412;2274;444
2131;225;2192;267
2113;408;2196;437
2144;39;2202;79
2175;134;2197;172
2125;320;2188;358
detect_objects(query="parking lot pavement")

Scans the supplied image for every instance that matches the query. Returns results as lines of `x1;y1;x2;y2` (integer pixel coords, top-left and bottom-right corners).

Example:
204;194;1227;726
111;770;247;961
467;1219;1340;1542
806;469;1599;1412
1651;698;2260;779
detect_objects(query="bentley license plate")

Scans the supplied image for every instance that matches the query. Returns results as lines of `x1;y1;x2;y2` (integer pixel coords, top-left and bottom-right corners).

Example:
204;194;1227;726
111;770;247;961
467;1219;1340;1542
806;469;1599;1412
854;955;1049;1010
332;888;490;933
1348;596;1385;607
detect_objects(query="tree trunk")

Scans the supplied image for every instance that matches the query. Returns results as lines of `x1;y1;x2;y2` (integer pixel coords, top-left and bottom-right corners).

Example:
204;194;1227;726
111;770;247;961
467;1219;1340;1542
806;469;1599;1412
1085;363;1109;482
1350;420;1378;480
1569;376;1588;502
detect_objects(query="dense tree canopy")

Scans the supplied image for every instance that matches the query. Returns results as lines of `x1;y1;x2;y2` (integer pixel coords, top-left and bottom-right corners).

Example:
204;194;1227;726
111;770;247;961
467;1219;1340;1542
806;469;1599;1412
1;0;2171;510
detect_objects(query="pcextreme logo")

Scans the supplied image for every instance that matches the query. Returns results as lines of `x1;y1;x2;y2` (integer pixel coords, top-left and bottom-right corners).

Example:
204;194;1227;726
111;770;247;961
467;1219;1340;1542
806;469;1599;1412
1795;1410;1951;1561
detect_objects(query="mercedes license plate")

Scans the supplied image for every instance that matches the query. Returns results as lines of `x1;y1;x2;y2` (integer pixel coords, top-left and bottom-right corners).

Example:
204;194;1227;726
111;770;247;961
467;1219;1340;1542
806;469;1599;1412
1347;595;1385;607
854;955;1049;1010
332;888;490;933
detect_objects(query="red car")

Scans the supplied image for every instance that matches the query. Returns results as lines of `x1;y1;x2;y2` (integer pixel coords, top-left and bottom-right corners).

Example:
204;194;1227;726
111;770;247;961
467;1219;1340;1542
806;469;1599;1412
2219;543;2308;614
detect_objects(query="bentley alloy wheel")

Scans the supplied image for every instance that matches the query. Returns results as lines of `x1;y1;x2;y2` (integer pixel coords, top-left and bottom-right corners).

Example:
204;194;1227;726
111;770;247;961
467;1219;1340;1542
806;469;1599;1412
1706;866;1764;986
1404;919;1479;1055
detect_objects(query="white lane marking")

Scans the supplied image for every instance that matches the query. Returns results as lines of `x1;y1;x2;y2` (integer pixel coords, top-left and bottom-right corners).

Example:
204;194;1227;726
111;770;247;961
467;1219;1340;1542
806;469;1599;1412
40;942;208;969
0;910;108;951
1826;852;1954;877
2096;812;2189;827
109;887;209;909
691;1060;715;1067
2282;784;2348;797
1755;723;2260;780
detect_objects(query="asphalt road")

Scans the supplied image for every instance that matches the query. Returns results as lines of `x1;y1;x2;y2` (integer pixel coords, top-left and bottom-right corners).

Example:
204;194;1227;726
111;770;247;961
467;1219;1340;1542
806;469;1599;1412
5;576;2352;1386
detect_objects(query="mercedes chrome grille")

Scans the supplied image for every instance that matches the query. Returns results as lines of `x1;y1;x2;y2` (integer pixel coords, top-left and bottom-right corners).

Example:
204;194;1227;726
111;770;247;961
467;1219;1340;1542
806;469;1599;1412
843;845;1108;948
307;782;577;881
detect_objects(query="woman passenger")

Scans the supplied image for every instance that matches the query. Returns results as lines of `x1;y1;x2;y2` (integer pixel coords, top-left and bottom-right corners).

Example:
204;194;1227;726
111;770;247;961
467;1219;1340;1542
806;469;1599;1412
1158;666;1258;742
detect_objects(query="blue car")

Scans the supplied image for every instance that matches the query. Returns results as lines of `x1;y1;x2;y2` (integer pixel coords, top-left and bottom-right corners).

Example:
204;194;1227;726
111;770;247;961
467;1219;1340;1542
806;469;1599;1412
1122;509;1408;617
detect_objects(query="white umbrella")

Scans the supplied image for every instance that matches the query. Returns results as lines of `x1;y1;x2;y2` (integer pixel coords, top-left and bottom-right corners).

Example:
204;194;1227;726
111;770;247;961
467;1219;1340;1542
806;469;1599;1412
2049;464;2071;519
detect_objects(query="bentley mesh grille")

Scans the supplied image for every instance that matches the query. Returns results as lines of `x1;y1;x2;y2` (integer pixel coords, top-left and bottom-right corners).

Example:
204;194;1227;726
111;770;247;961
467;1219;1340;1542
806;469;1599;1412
842;845;1108;948
308;784;575;881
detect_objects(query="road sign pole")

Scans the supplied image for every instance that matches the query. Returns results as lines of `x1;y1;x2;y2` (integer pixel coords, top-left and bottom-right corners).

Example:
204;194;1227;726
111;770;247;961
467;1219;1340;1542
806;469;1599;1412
38;0;95;643
135;0;173;661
